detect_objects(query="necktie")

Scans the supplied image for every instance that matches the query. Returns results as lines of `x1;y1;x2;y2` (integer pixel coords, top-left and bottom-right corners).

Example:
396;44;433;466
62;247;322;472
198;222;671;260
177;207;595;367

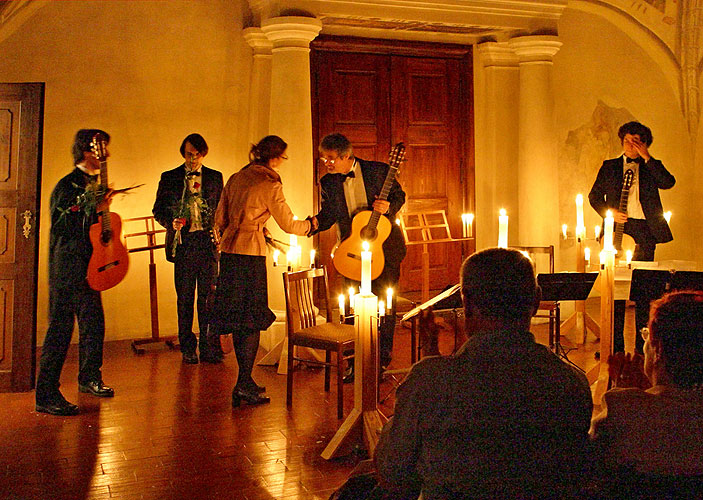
187;170;201;176
626;157;640;164
344;170;355;179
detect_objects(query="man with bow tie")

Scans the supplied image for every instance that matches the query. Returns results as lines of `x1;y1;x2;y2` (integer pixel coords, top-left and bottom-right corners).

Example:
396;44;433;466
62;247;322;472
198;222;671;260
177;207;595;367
153;134;223;364
589;121;676;352
310;133;406;375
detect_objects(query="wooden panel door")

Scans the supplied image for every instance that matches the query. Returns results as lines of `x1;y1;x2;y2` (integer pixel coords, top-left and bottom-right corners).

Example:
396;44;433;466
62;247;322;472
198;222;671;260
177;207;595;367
0;83;43;392
312;38;473;294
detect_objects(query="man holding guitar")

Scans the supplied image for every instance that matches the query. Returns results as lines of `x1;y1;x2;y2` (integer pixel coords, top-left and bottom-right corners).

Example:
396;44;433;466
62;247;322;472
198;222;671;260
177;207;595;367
36;129;117;416
589;121;676;353
310;133;407;374
153;134;223;365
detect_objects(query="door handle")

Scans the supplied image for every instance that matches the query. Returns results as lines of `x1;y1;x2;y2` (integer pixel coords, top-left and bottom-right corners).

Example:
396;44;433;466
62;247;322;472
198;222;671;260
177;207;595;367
22;210;32;238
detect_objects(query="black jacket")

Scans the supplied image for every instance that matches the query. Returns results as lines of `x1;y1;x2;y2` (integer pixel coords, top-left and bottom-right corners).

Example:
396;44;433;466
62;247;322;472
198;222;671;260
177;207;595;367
589;156;675;244
312;158;407;267
152;164;223;262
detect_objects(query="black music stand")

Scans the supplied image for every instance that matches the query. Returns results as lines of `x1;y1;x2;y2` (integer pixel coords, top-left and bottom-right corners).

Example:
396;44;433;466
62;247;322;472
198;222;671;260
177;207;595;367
537;272;598;362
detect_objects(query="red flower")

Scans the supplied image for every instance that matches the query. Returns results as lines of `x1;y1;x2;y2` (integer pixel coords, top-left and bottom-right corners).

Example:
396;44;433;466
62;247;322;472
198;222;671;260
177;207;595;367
194;182;200;189
70;205;80;212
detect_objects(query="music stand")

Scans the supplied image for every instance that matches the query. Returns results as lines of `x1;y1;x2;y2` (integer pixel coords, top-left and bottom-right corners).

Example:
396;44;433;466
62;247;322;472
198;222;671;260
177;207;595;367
537;272;598;362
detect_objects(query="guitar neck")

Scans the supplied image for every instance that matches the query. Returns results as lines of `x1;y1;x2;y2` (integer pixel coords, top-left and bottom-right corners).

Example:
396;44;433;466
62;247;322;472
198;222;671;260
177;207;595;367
613;186;631;249
366;165;398;230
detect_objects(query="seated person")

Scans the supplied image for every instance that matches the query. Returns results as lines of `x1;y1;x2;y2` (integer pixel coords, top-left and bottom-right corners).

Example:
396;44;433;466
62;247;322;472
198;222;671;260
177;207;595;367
591;290;703;491
374;248;593;500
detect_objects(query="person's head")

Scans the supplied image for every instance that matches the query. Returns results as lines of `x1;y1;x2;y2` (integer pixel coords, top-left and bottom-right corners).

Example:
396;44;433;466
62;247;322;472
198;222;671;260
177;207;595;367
644;290;703;388
618;121;653;159
460;248;541;334
72;129;110;174
249;135;288;169
319;133;354;175
180;133;208;171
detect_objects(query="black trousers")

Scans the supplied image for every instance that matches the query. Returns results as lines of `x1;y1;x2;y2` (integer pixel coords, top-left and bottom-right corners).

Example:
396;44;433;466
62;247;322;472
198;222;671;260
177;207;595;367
174;230;218;356
614;218;658;353
36;281;105;403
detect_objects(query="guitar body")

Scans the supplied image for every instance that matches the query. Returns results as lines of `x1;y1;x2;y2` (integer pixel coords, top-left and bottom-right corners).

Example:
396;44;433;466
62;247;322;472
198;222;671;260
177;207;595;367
333;210;392;281
87;212;129;291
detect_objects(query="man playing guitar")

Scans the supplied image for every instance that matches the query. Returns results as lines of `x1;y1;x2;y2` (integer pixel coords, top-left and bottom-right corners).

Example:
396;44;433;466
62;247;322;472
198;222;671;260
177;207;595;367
589;121;676;353
310;133;407;375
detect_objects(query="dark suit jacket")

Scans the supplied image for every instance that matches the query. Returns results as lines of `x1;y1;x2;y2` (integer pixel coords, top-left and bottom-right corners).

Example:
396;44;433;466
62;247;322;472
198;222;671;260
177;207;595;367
153;164;224;262
589;156;675;244
312;158;407;267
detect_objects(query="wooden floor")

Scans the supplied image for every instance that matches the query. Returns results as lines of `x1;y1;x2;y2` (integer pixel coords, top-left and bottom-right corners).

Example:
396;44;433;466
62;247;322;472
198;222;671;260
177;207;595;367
0;300;608;500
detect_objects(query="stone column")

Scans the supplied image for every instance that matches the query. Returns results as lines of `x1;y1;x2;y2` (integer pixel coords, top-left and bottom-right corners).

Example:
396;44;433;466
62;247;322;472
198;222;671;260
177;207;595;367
243;27;272;146
509;35;562;248
475;42;519;250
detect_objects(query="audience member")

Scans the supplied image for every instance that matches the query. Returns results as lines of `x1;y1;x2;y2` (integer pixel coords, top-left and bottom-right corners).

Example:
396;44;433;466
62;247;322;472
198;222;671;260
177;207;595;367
375;248;593;499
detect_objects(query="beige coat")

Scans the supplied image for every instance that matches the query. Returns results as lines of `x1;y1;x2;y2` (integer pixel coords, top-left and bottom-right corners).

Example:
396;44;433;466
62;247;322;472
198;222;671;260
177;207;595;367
215;163;310;256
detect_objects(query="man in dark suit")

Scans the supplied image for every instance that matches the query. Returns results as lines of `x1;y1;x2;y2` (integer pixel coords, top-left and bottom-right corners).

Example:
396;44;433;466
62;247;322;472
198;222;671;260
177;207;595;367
589;121;675;352
36;129;116;416
310;133;406;372
153;133;223;364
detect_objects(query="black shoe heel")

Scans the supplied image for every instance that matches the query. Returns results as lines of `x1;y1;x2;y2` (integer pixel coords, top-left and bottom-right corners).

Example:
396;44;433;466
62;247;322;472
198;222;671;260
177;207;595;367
232;387;270;406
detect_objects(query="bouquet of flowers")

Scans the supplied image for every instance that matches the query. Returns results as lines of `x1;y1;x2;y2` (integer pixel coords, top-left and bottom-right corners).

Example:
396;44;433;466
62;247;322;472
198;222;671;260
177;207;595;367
58;182;142;220
171;172;214;258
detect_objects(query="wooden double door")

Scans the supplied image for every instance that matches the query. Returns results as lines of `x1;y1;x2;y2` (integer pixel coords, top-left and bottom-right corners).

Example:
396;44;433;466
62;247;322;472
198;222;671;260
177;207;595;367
311;37;475;293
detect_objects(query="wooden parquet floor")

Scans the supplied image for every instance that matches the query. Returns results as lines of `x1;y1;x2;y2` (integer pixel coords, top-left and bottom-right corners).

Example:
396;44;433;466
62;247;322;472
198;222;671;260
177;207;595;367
0;299;606;500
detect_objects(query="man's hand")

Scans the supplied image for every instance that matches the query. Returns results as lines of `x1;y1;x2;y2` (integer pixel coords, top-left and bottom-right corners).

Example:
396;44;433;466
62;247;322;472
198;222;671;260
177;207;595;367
612;209;628;224
625;136;651;162
372;198;390;215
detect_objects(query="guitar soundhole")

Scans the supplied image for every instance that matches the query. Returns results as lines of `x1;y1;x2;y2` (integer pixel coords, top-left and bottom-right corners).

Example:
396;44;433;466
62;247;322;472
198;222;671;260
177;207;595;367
101;230;113;245
360;225;377;242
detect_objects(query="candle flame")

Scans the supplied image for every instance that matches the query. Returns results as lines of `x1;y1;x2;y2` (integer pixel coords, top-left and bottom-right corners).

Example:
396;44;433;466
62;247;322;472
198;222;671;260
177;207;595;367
606;210;613;219
499;208;506;217
664;211;672;223
362;241;370;251
575;193;583;204
584;247;591;260
626;249;633;264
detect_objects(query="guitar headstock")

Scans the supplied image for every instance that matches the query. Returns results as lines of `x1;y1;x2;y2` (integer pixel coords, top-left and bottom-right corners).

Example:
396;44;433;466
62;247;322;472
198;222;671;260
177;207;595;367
90;133;109;161
623;168;635;190
388;142;406;172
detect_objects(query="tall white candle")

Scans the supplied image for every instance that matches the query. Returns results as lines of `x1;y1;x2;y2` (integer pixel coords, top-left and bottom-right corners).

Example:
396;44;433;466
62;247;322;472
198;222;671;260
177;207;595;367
595;225;601;240
378;300;385;317
575;194;585;239
338;294;345;320
664;211;672;224
604;210;614;251
498;209;508;248
584;247;591;267
626;249;633;265
361;241;372;294
562;224;568;240
386;288;393;311
349;286;356;311
273;249;280;267
310;249;316;268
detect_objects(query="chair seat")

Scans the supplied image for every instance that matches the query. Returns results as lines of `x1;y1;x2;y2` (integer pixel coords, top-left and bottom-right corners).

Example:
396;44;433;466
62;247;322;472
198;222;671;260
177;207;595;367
292;322;355;350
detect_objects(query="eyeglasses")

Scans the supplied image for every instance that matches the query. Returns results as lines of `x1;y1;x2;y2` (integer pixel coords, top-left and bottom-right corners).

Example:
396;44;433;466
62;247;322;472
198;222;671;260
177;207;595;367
279;155;289;160
319;156;344;166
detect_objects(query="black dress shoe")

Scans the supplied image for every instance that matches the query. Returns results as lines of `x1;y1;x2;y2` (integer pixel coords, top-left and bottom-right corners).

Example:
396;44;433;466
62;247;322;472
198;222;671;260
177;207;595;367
252;383;266;393
79;380;115;398
182;352;199;364
36;399;79;416
232;387;270;408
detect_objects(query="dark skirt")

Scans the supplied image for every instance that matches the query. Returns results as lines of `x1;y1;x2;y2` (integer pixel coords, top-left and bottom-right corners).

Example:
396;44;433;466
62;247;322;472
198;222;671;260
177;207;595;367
211;253;276;333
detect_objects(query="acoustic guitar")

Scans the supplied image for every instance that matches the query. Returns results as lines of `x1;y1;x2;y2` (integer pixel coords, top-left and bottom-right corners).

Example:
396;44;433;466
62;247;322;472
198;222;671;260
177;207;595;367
86;133;130;291
614;168;635;253
332;143;406;281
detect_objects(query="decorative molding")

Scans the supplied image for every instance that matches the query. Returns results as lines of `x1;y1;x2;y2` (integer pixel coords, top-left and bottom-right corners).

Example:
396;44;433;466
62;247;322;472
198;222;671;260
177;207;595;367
509;35;562;63
243;27;273;55
477;41;519;67
261;16;323;50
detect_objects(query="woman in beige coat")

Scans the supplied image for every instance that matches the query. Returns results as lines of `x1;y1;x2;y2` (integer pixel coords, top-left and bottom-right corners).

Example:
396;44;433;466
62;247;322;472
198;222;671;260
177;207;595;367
212;135;311;407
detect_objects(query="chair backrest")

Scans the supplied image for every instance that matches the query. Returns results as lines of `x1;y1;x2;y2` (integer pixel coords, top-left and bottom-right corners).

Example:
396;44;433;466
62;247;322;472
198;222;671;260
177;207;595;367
510;245;555;274
282;266;332;333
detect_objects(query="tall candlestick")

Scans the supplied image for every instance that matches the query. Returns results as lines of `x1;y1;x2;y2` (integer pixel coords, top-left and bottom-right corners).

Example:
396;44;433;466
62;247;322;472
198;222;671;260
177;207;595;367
273;249;280;267
603;210;614;251
310;249;316;268
348;286;356;311
378;300;385;317
575;194;585;239
338;294;345;321
361;241;372;294
584;247;591;267
562;224;568;240
594;225;601;240
626;249;633;266
386;288;393;312
498;209;508;248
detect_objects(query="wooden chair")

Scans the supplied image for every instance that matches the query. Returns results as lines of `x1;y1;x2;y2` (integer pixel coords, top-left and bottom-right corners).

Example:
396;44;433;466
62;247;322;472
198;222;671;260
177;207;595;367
511;245;560;348
283;266;355;419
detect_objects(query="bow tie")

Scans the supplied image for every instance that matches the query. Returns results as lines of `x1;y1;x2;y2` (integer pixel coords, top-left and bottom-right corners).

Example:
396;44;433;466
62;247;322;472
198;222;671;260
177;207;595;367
344;170;355;179
626;157;641;164
186;170;201;177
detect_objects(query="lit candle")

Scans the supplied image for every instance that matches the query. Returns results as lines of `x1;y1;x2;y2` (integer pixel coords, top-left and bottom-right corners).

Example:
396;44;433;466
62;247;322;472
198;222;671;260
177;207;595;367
467;213;474;238
348;286;356;311
584;247;591;267
361;241;372;294
576;194;585;239
286;250;292;269
626;249;633;266
273;249;280;267
599;250;606;267
498;209;508;248
309;249;316;268
386;288;393;311
378;300;385;317
594;225;601;240
395;218;401;226
462;213;474;238
562;224;568;240
338;294;345;321
603;211;614;251
664;211;672;224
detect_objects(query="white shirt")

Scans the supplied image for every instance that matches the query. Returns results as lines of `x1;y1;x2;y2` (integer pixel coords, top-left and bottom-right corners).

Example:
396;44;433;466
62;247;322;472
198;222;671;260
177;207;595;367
186;168;204;231
623;156;646;219
342;159;367;218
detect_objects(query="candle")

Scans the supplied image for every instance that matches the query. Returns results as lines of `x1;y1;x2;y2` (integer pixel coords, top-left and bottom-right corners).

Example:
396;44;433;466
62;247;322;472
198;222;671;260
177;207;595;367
584;247;591;267
386;288;393;311
273;249;280;267
378;300;385;317
626;249;633;266
286;250;292;269
310;249;316;268
599;250;606;267
395;218;401;226
603;211;614;251
594;225;601;240
338;294;345;321
462;213;474;238
348;286;356;311
575;194;585;239
361;241;372;294
498;209;508;248
664;211;672;224
562;224;568;240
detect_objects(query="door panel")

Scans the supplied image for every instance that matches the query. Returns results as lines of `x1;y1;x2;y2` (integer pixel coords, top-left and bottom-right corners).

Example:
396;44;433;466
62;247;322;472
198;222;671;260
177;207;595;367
0;83;43;392
312;39;473;295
